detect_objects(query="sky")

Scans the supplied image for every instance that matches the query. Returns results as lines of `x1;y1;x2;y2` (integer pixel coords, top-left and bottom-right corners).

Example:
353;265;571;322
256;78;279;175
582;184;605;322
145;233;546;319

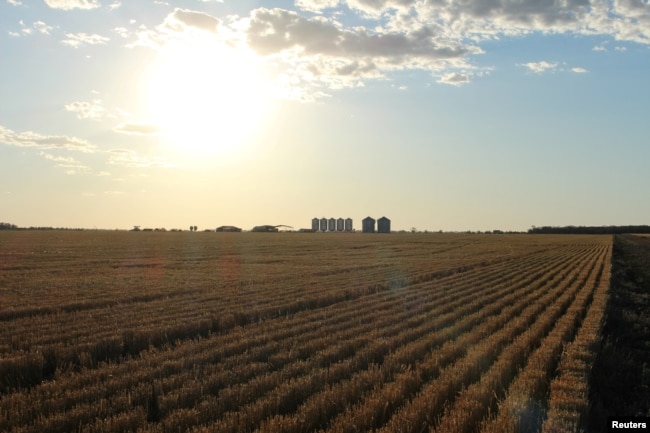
1;0;649;232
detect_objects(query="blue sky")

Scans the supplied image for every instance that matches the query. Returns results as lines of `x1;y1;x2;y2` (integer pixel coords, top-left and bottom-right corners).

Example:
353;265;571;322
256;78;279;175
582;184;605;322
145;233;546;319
1;0;649;231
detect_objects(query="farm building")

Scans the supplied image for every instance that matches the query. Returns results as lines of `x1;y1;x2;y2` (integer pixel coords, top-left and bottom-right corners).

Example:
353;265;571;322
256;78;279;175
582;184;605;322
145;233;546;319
362;217;375;233
345;218;353;232
377;217;391;233
311;218;319;232
328;218;336;232
319;218;327;232
216;226;242;232
336;218;344;232
251;225;278;232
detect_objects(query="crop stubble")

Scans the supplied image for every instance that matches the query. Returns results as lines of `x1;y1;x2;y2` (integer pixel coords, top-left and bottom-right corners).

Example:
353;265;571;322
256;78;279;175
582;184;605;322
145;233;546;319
0;231;611;432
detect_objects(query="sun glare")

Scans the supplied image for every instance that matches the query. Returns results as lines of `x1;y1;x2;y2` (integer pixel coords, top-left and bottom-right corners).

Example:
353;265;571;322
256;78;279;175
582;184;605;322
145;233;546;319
143;40;274;160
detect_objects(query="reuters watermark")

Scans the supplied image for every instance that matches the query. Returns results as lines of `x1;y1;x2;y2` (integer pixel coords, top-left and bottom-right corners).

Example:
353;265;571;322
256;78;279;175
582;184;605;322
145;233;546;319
608;417;650;432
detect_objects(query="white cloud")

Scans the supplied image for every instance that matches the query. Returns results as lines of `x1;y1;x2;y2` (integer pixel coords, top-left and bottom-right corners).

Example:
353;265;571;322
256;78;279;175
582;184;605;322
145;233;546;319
130;8;225;51
65;100;113;120
113;27;130;38
241;7;479;98
11;20;54;37
571;67;588;73
246;8;474;61
296;0;650;45
520;60;558;73
61;32;110;48
130;2;650;101
294;0;341;12
162;8;221;33
44;0;100;10
0;125;96;153
438;72;470;86
113;122;161;135
7;0;22;5
33;21;53;35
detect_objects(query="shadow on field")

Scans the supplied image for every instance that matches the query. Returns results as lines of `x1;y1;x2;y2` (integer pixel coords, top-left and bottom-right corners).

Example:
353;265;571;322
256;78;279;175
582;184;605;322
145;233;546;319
589;234;650;430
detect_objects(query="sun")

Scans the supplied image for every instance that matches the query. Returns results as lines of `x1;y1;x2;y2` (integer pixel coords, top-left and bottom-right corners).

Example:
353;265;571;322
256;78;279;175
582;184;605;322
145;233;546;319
143;39;274;160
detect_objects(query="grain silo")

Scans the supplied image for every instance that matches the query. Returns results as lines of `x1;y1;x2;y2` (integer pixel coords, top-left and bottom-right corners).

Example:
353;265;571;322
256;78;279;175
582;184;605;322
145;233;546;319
336;218;344;232
328;218;336;232
378;216;391;233
312;218;319;232
345;218;353;232
362;216;375;233
319;218;327;232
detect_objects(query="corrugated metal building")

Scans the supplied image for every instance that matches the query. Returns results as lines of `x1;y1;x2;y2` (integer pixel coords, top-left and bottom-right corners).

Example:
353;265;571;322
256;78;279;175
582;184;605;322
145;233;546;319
362;216;375;233
377;216;391;233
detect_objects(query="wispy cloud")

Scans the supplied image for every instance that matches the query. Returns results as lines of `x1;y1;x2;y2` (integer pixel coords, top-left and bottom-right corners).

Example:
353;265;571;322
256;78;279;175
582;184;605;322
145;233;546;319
113;122;161;136
61;32;109;48
10;20;54;37
33;21;54;35
113;27;130;38
571;67;588;73
39;152;91;174
65;100;114;120
107;149;174;168
0;125;96;153
44;0;100;10
519;61;558;74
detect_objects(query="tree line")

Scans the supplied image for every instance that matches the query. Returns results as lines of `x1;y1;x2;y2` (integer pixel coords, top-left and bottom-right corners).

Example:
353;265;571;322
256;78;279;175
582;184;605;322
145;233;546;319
528;225;650;234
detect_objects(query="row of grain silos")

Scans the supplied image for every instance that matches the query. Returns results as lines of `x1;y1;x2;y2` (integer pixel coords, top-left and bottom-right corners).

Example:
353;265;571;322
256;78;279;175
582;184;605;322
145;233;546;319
362;216;391;233
310;216;391;233
312;217;353;232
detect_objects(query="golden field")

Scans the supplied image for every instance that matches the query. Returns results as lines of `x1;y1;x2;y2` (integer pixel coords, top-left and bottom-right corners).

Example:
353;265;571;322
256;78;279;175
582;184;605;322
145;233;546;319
0;231;612;432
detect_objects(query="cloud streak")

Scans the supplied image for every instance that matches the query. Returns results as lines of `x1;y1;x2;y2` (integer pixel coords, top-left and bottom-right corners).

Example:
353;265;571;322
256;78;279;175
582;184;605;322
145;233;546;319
107;149;175;168
39;152;91;174
0;125;96;153
113;122;161;136
44;0;100;10
61;32;110;47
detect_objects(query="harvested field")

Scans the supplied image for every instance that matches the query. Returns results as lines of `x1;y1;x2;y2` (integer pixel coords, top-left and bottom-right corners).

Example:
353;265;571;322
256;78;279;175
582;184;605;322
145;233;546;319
0;231;612;432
